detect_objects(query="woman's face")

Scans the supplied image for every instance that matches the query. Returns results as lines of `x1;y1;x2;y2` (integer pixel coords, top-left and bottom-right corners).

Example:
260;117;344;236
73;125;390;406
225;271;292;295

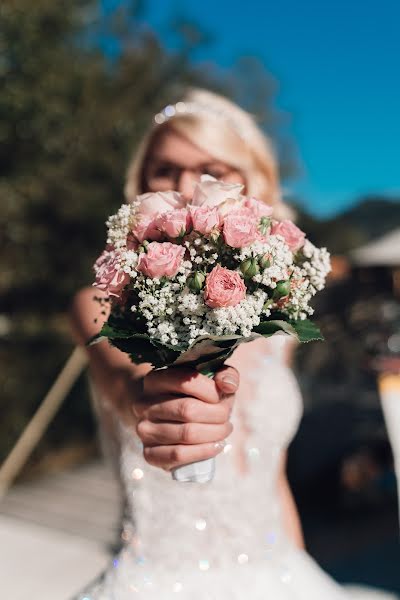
143;129;246;201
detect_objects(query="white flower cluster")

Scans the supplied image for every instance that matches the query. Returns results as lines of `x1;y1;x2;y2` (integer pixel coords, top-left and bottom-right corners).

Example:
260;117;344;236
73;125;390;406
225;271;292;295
131;283;269;347
236;235;293;288
205;290;268;338
300;240;331;291
137;280;182;345
280;242;331;320
106;202;138;249
285;267;315;320
184;235;219;268
122;250;139;277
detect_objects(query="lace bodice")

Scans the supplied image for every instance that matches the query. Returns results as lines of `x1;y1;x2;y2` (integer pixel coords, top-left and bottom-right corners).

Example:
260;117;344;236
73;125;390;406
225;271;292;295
113;337;303;573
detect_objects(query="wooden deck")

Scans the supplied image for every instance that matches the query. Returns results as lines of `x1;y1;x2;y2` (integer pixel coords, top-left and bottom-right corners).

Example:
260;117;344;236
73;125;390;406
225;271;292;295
0;461;120;599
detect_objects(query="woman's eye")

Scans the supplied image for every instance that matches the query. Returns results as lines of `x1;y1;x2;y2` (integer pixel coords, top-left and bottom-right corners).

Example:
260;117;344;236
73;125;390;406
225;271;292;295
153;165;174;178
202;166;226;179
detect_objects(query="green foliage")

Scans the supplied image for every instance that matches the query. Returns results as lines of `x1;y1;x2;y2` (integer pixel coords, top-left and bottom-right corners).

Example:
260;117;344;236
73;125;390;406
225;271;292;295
254;319;323;343
93;314;322;377
296;196;400;254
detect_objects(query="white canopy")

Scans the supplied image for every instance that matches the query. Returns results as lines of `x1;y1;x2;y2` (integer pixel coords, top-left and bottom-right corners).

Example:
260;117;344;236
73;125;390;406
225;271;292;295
350;228;400;266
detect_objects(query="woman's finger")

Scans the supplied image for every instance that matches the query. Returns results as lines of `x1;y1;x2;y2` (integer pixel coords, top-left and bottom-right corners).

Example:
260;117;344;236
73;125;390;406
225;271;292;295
136;419;233;446
143;441;227;471
213;365;240;396
144;394;234;424
143;368;220;404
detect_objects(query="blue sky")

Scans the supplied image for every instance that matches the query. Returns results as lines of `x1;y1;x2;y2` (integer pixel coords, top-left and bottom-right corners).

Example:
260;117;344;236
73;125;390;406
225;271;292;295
136;0;400;217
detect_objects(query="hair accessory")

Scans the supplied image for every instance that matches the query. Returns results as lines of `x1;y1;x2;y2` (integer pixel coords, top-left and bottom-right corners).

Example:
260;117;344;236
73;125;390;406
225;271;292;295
153;101;246;139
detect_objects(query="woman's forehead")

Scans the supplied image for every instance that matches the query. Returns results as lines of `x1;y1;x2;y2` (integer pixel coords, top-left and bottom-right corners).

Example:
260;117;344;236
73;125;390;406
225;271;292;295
149;129;215;164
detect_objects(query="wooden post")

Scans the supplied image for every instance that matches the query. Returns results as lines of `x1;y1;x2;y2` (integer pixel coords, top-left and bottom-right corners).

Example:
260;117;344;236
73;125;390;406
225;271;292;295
0;346;88;499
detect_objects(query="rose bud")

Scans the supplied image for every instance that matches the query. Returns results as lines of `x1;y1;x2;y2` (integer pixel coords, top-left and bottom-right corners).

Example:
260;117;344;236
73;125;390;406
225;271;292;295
137;240;149;254
273;280;291;299
259;216;271;236
188;271;205;292
240;258;259;279
259;255;271;269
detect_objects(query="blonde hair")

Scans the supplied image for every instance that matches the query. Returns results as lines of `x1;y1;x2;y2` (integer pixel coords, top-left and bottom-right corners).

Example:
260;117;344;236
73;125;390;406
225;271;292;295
125;88;293;220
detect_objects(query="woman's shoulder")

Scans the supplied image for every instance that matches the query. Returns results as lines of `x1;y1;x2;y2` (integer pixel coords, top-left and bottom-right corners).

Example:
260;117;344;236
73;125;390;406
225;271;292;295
71;286;107;307
69;287;109;345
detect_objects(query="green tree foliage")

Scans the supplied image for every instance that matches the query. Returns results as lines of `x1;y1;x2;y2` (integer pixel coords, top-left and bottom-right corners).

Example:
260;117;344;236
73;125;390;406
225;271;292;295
296;196;400;254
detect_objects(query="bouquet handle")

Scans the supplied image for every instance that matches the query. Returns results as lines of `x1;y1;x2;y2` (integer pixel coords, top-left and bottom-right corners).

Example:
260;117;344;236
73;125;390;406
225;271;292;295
171;368;217;483
171;457;215;483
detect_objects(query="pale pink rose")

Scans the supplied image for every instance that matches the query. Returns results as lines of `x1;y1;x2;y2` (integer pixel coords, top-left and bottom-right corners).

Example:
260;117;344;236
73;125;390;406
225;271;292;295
155;208;191;238
93;249;130;297
191;175;243;208
189;205;221;234
271;220;306;252
222;208;259;248
244;197;274;218
131;215;162;243
217;197;244;216
204;265;246;308
137;242;185;278
136;190;186;217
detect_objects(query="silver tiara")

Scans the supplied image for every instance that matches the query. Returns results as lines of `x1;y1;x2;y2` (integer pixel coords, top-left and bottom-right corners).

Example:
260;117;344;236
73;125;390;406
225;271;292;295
153;101;246;139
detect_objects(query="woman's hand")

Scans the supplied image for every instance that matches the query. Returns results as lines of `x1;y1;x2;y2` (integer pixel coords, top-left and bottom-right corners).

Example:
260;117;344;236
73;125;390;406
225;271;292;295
133;366;239;471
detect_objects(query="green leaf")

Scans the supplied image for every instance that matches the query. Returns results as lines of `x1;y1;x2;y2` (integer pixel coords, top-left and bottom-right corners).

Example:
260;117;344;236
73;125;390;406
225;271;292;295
288;319;324;343
254;320;298;338
254;319;323;343
99;322;138;339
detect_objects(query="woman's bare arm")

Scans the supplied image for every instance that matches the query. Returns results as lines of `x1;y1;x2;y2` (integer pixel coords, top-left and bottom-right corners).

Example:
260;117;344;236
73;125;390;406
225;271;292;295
69;287;150;425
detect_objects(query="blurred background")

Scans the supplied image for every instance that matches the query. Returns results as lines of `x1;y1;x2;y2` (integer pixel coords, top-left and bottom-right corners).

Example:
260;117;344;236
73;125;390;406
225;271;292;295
0;0;399;597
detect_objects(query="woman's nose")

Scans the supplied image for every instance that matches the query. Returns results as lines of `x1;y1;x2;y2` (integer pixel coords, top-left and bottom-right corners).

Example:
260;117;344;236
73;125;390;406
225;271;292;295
177;171;195;201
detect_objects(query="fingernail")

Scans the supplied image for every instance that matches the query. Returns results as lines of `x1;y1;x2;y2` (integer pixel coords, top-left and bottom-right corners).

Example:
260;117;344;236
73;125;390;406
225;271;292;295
221;376;238;392
214;440;227;450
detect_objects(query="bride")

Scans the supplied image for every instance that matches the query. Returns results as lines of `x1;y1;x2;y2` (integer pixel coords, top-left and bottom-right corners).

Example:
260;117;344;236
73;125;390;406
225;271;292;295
70;88;397;599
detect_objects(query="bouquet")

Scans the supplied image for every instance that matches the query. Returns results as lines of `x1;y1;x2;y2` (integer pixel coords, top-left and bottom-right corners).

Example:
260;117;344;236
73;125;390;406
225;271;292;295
91;176;331;482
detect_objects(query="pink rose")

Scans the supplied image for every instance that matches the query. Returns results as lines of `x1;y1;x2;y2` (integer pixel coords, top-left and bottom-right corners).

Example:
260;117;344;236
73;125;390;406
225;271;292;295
222;208;259;248
204;265;246;308
244;197;274;219
137;242;185;278
136;190;186;217
93;249;130;297
271;220;306;252
191;175;243;209
131;215;162;243
189;206;221;235
155;208;191;239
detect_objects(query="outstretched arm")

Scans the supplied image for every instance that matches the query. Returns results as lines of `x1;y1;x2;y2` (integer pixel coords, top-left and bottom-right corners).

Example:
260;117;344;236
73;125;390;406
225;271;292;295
69;287;150;424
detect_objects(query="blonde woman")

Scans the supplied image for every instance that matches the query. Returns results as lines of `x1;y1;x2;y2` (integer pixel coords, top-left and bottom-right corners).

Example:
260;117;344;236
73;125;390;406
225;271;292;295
71;89;397;599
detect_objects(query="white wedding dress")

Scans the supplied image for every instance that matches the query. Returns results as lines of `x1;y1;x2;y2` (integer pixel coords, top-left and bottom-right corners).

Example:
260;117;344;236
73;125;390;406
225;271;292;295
75;338;398;600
